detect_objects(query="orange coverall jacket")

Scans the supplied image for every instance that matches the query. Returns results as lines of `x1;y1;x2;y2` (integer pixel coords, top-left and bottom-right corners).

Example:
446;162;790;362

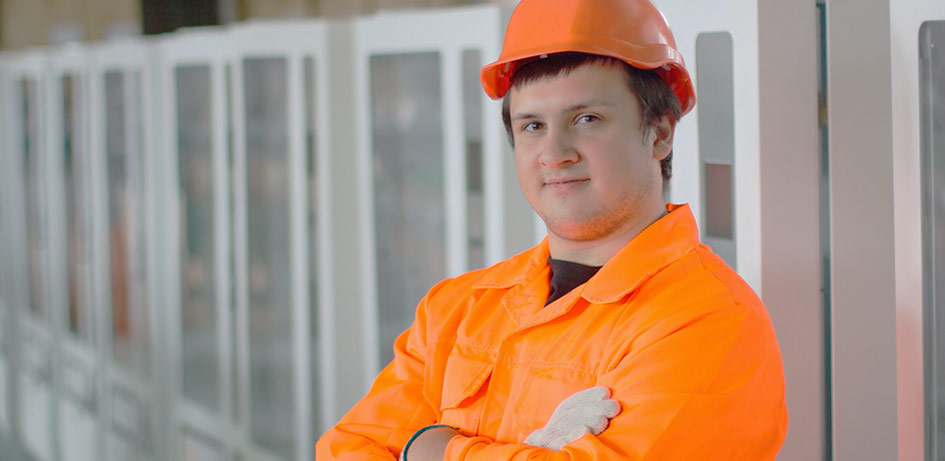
316;204;788;460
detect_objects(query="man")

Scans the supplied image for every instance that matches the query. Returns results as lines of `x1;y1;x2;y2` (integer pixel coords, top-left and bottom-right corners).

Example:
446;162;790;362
316;0;788;459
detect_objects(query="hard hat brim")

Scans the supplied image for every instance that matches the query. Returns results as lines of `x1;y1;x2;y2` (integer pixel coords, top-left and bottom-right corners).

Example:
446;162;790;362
480;45;696;116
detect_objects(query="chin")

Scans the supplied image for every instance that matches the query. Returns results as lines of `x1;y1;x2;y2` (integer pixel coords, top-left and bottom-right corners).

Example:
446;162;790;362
546;220;612;242
542;208;635;243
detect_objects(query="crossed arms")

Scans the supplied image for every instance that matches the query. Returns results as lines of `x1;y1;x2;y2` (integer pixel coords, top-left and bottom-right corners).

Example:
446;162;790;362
315;293;788;460
401;386;620;460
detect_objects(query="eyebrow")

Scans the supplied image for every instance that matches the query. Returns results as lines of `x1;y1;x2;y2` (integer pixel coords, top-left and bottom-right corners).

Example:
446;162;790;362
510;100;616;122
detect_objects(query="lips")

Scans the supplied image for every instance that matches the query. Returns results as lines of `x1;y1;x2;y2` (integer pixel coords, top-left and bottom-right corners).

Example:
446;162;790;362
544;177;588;186
543;177;589;193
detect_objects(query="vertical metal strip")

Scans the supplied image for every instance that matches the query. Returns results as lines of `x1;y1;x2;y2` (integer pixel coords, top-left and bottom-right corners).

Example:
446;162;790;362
72;60;91;345
355;37;381;386
0;62;12;439
287;52;313;461
815;3;833;458
30;65;61;461
482;9;506;266
161;51;185;460
229;51;251;445
443;49;468;277
122;66;144;381
482;93;504;266
315;39;339;434
919;20;945;461
88;55;114;460
42;57;67;461
3;68;25;448
85;61;106;461
141;42;173;461
920;22;935;458
210;58;234;444
0;60;8;435
825;0;897;457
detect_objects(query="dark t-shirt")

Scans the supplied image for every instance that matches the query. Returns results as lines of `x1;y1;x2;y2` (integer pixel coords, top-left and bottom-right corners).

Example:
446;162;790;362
545;258;602;306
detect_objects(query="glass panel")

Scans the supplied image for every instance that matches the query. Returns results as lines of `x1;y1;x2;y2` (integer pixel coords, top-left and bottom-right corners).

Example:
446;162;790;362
63;75;91;341
182;430;223;461
370;52;445;367
105;71;130;355
704;163;733;239
243;57;293;459
22;79;45;320
107;432;136;460
109;386;153;452
110;389;140;436
62;354;93;405
921;19;945;461
696;32;736;268
105;71;149;375
176;65;219;411
463;49;485;271
304;55;322;435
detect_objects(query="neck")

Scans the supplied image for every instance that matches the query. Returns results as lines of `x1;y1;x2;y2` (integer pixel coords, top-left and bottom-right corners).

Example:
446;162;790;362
547;206;668;266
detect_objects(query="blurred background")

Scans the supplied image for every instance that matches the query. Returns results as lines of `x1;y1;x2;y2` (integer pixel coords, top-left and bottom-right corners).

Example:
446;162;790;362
0;0;942;460
0;0;499;50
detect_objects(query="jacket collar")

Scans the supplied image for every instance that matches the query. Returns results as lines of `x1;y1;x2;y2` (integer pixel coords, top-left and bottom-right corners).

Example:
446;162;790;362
473;235;550;290
582;203;701;303
473;203;701;304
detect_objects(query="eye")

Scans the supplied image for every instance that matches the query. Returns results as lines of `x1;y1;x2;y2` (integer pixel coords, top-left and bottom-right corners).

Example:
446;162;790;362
521;121;544;133
575;114;600;124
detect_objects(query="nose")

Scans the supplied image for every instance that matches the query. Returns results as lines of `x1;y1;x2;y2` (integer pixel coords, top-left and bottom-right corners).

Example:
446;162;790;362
539;126;579;168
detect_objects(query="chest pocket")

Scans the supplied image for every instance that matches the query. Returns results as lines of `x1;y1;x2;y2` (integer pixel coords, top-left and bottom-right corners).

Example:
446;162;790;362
509;367;597;440
438;346;494;429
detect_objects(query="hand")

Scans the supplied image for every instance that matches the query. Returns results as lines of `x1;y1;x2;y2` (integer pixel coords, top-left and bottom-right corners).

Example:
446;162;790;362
400;425;460;461
523;386;621;451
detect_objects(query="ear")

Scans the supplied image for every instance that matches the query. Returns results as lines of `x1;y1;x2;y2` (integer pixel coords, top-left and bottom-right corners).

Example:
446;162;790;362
649;114;676;161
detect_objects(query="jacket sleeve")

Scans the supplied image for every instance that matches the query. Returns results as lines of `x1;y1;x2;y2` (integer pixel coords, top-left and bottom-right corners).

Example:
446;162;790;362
440;303;789;460
315;284;443;460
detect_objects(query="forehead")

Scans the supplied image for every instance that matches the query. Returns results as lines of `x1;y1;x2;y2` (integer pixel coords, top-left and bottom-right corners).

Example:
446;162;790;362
508;62;638;112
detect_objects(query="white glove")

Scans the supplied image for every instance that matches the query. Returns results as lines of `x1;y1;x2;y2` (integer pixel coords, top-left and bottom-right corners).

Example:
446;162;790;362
523;386;621;451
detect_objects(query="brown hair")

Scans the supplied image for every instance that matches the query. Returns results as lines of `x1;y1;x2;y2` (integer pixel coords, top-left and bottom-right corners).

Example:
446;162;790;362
501;52;682;182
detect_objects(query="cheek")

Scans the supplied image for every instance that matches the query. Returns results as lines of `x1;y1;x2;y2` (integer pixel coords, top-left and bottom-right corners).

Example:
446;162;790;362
513;152;546;210
592;151;655;191
513;152;536;193
513;146;537;178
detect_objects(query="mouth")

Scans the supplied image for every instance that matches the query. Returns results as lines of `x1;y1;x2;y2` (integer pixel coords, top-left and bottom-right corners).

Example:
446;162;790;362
544;177;588;186
543;177;589;191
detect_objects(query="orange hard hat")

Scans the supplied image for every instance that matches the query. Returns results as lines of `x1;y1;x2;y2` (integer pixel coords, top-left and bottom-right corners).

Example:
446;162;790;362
480;0;696;115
